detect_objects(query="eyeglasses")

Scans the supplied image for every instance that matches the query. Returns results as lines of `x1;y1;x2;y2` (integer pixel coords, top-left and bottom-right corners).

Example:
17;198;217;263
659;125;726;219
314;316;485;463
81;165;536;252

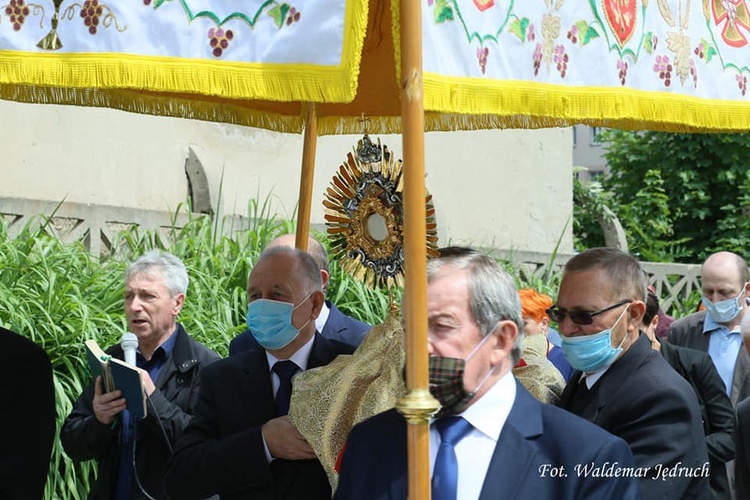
546;299;632;325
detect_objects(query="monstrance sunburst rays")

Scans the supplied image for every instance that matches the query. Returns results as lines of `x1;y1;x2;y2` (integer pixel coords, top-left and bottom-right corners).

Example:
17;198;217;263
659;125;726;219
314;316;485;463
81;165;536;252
324;132;439;292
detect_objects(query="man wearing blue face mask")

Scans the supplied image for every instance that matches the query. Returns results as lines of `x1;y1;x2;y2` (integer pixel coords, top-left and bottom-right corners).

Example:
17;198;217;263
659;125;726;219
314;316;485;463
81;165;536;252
669;251;750;408
555;248;709;500
165;246;355;499
229;234;370;353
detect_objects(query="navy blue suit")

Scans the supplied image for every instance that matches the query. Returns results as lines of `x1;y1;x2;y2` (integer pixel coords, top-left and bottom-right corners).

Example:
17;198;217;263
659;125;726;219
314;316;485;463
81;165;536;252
165;333;355;499
335;380;640;500
229;300;370;354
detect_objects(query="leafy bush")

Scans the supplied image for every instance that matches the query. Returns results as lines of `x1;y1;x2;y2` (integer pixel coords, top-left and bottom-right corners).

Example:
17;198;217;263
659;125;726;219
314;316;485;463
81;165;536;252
600;129;750;262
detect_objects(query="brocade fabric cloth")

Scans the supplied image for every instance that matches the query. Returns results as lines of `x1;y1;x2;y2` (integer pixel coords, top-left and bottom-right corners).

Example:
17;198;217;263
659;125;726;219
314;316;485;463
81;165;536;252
289;315;406;490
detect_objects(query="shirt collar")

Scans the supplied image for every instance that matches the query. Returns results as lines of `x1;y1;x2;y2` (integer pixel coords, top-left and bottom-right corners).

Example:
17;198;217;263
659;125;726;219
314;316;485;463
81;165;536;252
315;301;331;334
453;370;516;442
137;326;179;361
702;312;741;334
265;332;316;371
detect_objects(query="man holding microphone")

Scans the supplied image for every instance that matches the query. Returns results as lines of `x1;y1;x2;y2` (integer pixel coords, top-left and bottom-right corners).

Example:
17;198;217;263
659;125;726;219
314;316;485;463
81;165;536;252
62;250;219;499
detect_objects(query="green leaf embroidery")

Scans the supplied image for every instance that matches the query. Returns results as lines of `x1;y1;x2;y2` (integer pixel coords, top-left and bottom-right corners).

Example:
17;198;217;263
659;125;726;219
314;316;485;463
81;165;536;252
434;0;453;24
643;32;654;54
154;0;167;8
268;3;291;29
706;46;716;62
582;25;599;45
509;17;530;42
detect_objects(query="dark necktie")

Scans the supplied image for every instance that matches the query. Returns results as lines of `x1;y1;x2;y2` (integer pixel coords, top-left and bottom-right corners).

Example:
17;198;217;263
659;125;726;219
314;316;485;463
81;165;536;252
569;376;592;416
432;416;472;500
273;360;299;416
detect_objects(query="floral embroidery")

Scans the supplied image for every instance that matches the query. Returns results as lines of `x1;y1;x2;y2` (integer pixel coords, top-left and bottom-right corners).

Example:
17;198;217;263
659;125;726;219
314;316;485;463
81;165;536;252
712;0;750;48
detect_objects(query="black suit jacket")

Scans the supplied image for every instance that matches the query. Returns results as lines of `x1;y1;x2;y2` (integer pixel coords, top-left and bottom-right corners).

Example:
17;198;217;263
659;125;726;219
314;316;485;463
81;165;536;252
559;334;710;500
735;397;750;496
229;301;370;354
669;310;750;407
165;333;355;499
660;341;735;498
0;327;55;500
336;381;639;500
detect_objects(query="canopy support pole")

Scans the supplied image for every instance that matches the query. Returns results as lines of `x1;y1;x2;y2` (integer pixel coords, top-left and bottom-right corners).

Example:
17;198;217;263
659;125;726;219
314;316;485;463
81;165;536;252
395;1;440;499
295;103;318;251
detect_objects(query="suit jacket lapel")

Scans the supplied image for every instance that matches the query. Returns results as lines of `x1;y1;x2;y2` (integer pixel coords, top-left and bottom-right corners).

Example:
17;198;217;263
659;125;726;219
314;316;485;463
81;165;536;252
321;301;343;337
559;371;583;410
479;382;541;500
732;347;750;406
584;334;651;425
308;333;339;369
239;349;276;421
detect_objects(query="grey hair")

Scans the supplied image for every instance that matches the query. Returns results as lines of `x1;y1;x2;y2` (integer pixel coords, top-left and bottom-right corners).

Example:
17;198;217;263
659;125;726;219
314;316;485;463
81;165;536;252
125;250;189;297
563;248;647;302
427;251;523;365
255;246;323;294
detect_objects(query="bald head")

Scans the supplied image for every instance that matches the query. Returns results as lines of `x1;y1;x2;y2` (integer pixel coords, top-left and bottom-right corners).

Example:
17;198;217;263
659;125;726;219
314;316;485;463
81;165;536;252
266;234;330;290
702;251;748;286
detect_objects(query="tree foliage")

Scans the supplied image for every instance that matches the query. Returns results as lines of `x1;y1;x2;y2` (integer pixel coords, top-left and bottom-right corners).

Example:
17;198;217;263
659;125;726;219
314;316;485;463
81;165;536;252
599;130;750;262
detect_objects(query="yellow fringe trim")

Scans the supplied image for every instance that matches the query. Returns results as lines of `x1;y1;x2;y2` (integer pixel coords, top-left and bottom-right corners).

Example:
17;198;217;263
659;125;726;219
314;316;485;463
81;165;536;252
423;75;750;133
0;0;369;105
389;0;750;133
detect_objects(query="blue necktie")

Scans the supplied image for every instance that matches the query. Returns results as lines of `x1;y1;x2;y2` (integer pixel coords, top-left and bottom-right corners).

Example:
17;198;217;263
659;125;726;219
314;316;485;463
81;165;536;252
273;360;299;416
432;416;472;500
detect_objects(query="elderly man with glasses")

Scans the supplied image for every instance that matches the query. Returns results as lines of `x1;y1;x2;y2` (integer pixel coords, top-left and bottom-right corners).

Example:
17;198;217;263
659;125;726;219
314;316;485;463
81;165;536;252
552;248;710;500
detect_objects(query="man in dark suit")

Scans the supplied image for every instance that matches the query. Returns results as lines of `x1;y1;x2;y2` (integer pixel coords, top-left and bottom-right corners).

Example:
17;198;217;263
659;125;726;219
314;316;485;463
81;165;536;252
736;396;750;496
555;248;710;500
165;246;355;499
229;234;369;354
0;327;55;500
336;251;640;500
668;251;750;407
644;290;734;498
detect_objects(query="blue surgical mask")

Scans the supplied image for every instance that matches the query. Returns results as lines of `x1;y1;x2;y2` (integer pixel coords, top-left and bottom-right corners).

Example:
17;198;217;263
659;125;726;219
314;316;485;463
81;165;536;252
702;286;747;323
246;295;312;350
561;307;629;373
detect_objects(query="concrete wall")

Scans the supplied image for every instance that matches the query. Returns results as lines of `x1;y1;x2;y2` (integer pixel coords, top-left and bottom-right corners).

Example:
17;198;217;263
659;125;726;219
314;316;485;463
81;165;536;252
0;99;574;254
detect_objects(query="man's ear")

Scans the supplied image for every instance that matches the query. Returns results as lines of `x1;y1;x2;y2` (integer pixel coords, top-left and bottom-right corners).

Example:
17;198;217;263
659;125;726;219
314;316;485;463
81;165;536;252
490;320;519;365
309;290;325;319
320;270;330;290
172;293;185;316
627;301;647;331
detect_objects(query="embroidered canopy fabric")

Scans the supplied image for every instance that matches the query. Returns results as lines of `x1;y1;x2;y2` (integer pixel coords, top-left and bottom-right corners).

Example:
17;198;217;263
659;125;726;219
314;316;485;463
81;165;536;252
0;0;748;133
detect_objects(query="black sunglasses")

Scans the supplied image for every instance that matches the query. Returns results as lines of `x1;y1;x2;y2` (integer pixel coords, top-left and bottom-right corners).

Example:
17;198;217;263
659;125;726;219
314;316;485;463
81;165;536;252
546;299;632;326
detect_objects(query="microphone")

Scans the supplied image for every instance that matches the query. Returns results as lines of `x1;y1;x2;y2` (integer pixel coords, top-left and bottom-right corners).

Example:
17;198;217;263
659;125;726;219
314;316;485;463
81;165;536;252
121;332;138;366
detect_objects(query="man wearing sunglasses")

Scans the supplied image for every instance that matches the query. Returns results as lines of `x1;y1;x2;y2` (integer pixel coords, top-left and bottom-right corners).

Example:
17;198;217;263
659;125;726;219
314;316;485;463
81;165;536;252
555;248;709;500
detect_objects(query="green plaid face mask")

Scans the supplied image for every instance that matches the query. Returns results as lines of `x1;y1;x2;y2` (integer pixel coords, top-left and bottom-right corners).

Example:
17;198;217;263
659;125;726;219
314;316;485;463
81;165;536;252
428;331;496;417
429;356;474;417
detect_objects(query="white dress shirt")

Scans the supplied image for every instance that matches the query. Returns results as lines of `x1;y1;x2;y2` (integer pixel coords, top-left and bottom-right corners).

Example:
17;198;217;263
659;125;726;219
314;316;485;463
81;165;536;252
429;370;516;500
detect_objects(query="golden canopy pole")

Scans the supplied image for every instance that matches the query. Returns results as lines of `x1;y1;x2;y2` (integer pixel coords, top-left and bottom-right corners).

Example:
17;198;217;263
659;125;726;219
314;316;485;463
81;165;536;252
395;0;440;499
295;103;318;252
